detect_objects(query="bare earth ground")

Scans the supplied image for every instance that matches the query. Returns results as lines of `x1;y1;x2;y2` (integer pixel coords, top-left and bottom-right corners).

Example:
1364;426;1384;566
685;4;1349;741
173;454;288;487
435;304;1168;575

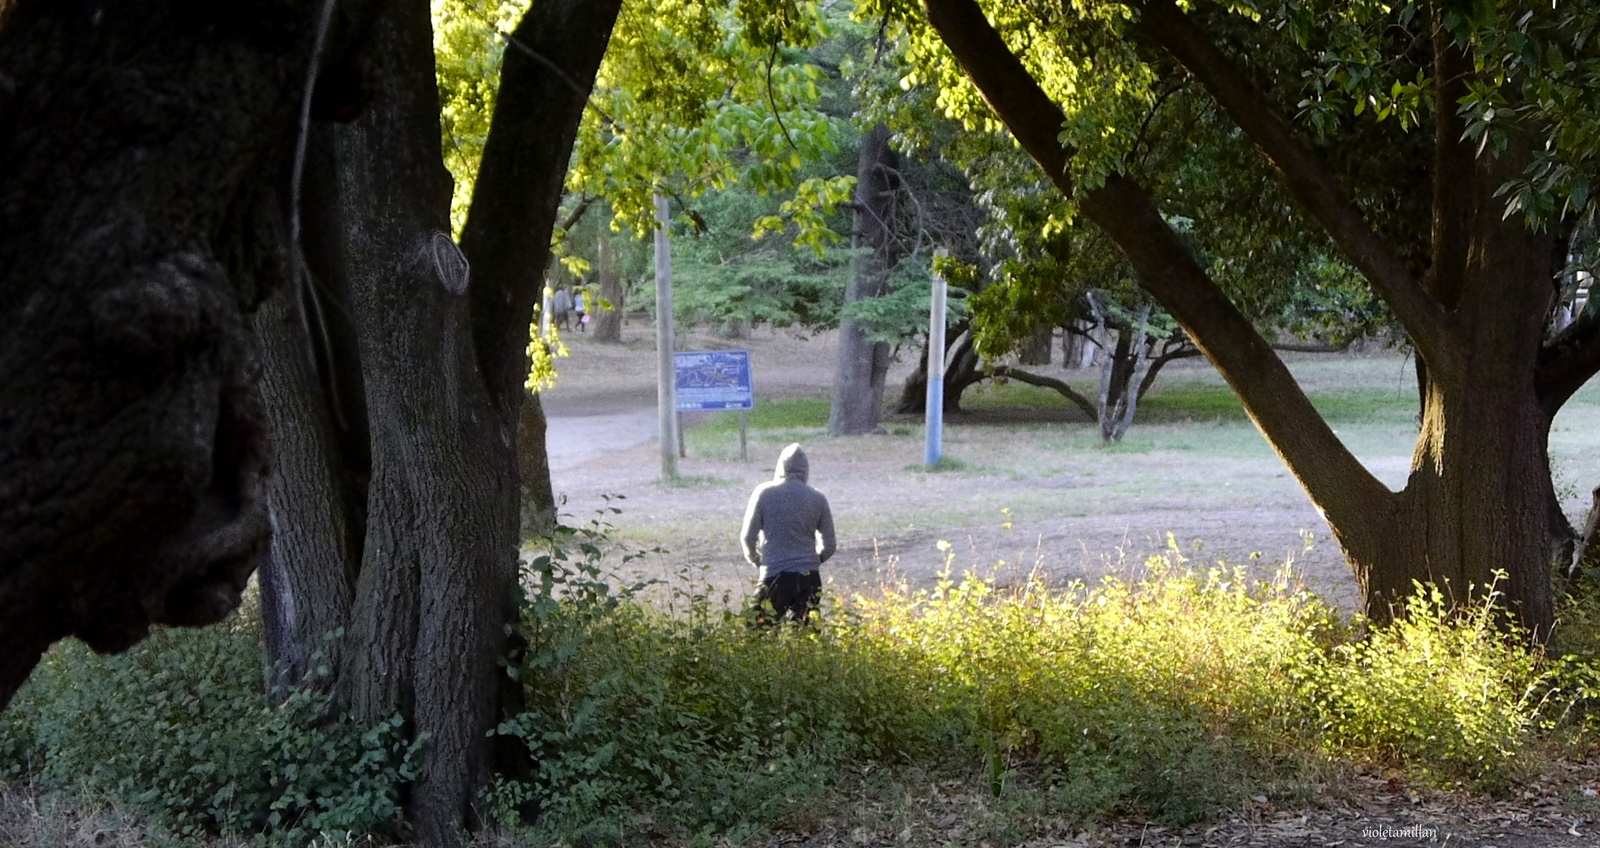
538;325;1600;848
545;326;1404;611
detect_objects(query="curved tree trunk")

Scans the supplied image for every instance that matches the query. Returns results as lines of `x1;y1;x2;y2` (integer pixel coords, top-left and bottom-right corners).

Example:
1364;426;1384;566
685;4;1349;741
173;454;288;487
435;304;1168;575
830;123;902;435
895;325;983;414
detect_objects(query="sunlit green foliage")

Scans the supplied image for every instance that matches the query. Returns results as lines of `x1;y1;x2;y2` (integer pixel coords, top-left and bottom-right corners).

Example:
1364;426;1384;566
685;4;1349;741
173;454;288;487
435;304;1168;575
1313;581;1549;784
525;314;568;392
432;0;528;231
846;2;1393;372
654;177;853;332
571;0;850;240
433;0;854;251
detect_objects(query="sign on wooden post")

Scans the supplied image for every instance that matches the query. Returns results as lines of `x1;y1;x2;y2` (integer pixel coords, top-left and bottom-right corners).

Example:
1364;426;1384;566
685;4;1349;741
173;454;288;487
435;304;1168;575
674;349;755;461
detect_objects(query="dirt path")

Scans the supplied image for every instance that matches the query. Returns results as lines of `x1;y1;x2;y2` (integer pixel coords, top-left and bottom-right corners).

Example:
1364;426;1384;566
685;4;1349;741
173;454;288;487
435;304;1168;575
537;328;1385;611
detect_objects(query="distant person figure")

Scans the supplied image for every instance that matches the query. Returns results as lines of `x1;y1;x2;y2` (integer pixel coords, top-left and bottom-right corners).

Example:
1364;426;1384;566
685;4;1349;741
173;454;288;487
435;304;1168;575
741;443;836;623
552;285;572;330
573;284;587;331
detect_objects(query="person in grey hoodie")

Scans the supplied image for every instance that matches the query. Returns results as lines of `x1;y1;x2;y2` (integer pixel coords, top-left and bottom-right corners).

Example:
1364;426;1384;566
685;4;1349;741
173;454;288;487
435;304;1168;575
741;443;836;623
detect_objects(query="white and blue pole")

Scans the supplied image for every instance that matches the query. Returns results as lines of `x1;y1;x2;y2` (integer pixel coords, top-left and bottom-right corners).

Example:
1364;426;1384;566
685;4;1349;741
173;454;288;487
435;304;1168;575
925;250;948;467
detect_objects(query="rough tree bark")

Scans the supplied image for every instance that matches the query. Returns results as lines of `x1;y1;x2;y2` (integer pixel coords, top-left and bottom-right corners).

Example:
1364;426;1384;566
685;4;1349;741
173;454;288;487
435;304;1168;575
830;123;903;435
0;0;383;707
255;0;621;842
895;324;985;414
1088;293;1153;442
919;0;1600;636
592;239;625;342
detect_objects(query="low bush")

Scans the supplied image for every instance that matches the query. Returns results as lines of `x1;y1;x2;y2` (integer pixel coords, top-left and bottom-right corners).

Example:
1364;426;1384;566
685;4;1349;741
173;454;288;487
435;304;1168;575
1310;583;1548;787
0;612;420;845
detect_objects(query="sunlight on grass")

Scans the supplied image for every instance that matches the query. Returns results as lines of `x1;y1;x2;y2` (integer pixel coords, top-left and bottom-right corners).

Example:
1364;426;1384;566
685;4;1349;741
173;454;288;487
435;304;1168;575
485;546;1582;845
686;399;831;458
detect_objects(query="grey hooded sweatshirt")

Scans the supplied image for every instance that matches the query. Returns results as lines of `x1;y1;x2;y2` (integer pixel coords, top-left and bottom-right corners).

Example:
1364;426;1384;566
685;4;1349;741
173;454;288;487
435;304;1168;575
740;443;836;575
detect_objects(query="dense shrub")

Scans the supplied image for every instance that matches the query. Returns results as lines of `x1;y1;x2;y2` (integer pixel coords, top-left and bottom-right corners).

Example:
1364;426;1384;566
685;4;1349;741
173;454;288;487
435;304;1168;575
1310;583;1548;787
0;613;420;844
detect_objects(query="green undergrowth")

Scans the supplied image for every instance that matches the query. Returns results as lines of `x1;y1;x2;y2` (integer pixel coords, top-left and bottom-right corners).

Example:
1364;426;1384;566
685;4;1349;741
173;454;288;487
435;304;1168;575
3;523;1597;847
0;614;420;845
487;536;1596;846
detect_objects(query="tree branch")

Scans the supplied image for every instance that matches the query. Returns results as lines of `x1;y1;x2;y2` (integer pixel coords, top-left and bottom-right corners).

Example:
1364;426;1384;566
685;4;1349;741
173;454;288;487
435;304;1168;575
1538;314;1600;415
989;366;1098;419
460;0;624;414
1132;0;1461;373
1137;343;1201;400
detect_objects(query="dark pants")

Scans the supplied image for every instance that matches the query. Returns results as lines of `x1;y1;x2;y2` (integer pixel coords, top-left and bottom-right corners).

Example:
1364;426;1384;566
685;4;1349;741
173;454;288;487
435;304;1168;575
758;570;821;624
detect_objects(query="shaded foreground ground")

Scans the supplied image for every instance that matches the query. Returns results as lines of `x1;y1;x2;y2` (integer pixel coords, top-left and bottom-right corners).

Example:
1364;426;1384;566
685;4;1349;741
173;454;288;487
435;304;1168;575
4;762;1597;847
731;763;1600;848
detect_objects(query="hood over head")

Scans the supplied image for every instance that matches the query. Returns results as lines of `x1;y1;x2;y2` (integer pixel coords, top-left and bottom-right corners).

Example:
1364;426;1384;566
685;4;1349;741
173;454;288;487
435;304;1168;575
774;443;808;482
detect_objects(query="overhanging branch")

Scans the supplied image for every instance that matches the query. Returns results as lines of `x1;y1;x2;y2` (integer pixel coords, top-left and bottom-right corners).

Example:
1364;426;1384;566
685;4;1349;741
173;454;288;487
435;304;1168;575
1131;0;1460;372
920;0;1393;515
1538;315;1600;415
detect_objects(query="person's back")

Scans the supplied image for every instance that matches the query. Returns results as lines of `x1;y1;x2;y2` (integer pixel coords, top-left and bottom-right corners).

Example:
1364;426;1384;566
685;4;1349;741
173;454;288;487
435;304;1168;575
741;443;835;622
552;287;572;329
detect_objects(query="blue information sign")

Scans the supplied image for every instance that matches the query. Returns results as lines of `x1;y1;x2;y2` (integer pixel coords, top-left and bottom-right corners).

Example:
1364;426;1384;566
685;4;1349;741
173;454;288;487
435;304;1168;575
674;350;754;411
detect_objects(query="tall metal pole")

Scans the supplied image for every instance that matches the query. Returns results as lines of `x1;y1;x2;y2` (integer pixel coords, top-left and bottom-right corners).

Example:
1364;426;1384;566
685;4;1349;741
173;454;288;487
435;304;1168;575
925;250;948;467
654;193;679;479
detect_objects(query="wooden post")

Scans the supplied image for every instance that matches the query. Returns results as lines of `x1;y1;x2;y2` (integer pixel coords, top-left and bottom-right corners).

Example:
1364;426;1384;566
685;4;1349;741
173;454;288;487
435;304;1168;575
655;193;678;479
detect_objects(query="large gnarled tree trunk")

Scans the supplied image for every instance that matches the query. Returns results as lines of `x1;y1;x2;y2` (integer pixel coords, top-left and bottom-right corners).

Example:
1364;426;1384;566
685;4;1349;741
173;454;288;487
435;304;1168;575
256;0;621;843
0;0;383;707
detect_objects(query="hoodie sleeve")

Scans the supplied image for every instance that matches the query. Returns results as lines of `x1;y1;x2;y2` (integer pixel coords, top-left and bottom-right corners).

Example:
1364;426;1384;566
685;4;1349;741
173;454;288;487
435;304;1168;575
740;487;764;566
815;494;836;564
